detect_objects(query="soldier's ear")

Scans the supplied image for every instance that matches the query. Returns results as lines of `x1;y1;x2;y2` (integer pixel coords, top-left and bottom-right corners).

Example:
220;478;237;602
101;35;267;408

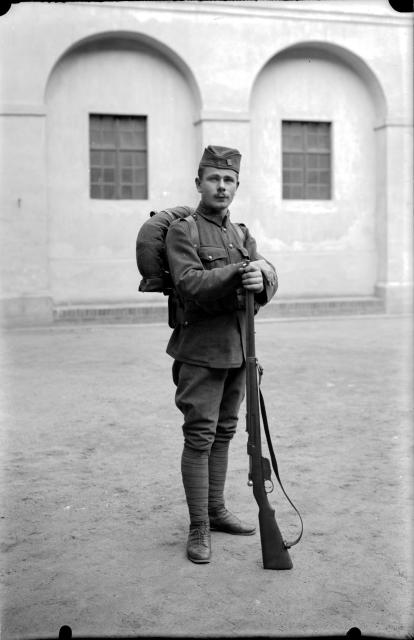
195;176;201;192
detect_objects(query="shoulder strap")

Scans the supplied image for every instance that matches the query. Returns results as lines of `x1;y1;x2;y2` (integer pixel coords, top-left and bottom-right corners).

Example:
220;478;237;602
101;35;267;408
184;213;200;249
184;215;245;250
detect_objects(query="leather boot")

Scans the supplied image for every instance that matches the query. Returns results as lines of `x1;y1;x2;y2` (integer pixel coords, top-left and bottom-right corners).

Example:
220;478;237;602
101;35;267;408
209;507;256;536
186;522;211;563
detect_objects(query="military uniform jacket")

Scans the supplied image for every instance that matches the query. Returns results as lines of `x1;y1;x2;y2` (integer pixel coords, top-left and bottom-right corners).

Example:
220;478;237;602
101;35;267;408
165;202;278;368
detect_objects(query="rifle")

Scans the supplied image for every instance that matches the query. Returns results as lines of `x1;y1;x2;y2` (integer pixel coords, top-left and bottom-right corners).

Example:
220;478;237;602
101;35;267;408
245;289;302;569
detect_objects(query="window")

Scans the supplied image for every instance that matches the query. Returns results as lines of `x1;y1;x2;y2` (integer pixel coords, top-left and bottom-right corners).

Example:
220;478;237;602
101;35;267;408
282;121;331;200
89;114;148;199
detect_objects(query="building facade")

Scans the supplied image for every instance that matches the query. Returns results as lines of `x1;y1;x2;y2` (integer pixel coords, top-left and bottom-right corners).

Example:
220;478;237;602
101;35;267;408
0;0;412;324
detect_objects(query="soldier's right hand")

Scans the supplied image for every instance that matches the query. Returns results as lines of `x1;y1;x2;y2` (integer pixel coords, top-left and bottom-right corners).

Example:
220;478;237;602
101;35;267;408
239;262;264;293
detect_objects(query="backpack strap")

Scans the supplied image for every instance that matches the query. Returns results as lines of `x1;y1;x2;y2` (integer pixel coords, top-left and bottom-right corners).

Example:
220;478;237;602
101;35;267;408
234;222;247;246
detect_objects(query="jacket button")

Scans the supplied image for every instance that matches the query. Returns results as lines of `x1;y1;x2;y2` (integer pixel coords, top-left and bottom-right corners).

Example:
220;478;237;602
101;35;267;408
228;243;233;248
208;255;212;260
222;227;227;232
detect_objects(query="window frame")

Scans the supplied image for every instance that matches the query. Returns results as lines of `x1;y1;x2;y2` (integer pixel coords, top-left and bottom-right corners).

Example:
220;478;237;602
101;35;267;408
89;113;148;201
282;120;332;201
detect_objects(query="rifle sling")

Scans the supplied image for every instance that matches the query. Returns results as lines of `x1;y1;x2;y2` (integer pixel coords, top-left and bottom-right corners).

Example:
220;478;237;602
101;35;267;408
257;366;304;548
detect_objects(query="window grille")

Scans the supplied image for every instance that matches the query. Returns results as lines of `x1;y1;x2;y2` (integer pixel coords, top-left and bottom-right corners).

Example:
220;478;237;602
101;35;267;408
90;114;148;200
282;121;331;200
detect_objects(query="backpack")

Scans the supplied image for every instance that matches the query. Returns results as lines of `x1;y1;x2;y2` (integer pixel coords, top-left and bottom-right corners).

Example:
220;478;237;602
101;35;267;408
136;206;197;295
136;206;246;327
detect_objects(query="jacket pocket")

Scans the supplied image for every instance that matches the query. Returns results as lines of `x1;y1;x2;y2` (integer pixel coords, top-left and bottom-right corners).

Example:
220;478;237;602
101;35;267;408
198;246;228;269
237;246;250;261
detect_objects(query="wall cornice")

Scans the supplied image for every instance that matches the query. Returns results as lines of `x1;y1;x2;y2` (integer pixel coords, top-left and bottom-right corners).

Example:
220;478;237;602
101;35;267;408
374;119;414;130
194;110;250;125
0;104;46;116
67;1;412;28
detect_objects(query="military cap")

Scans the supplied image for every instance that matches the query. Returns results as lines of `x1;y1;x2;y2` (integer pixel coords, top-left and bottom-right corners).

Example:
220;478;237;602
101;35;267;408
199;145;242;174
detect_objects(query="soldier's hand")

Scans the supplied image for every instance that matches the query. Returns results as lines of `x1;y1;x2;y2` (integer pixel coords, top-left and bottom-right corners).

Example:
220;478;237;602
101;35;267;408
240;262;264;292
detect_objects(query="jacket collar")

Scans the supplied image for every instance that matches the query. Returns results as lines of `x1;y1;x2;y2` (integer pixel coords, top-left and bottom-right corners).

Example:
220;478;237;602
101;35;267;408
196;201;230;227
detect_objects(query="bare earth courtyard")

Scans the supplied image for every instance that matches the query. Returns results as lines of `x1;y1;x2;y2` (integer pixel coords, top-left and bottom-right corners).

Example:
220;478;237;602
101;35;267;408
0;315;413;639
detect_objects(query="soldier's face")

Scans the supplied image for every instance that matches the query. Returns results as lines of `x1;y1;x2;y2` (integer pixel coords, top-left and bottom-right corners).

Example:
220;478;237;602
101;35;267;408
195;167;239;212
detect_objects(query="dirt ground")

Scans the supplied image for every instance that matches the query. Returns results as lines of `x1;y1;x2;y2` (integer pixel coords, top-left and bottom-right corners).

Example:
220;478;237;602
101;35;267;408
0;314;413;639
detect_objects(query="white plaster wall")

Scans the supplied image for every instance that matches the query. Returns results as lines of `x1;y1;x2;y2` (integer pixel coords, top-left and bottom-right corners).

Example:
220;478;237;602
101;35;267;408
0;115;49;297
248;49;378;297
45;40;198;304
0;2;403;114
383;124;413;284
0;1;412;315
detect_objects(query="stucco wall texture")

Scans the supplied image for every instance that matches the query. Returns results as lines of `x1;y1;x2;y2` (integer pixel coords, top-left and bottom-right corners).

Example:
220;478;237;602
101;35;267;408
0;1;412;321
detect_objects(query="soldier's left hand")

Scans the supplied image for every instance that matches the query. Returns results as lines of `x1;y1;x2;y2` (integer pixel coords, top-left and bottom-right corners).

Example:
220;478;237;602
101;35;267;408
240;262;264;292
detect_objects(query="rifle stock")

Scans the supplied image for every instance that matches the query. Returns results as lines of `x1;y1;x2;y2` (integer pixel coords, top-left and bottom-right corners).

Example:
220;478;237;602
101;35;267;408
246;289;293;570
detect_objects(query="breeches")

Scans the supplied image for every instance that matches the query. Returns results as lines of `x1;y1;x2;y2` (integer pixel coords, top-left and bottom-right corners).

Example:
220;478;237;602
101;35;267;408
172;361;246;452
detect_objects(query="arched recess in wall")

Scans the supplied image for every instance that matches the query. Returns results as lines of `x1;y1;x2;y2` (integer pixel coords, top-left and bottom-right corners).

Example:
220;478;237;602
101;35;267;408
248;42;387;299
44;32;201;305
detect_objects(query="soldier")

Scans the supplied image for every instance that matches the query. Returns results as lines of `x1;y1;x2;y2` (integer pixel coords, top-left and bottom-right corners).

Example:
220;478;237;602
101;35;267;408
165;145;278;563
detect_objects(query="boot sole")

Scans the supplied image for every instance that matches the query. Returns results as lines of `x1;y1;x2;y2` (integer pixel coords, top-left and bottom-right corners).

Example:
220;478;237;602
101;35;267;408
187;554;211;564
210;526;256;536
